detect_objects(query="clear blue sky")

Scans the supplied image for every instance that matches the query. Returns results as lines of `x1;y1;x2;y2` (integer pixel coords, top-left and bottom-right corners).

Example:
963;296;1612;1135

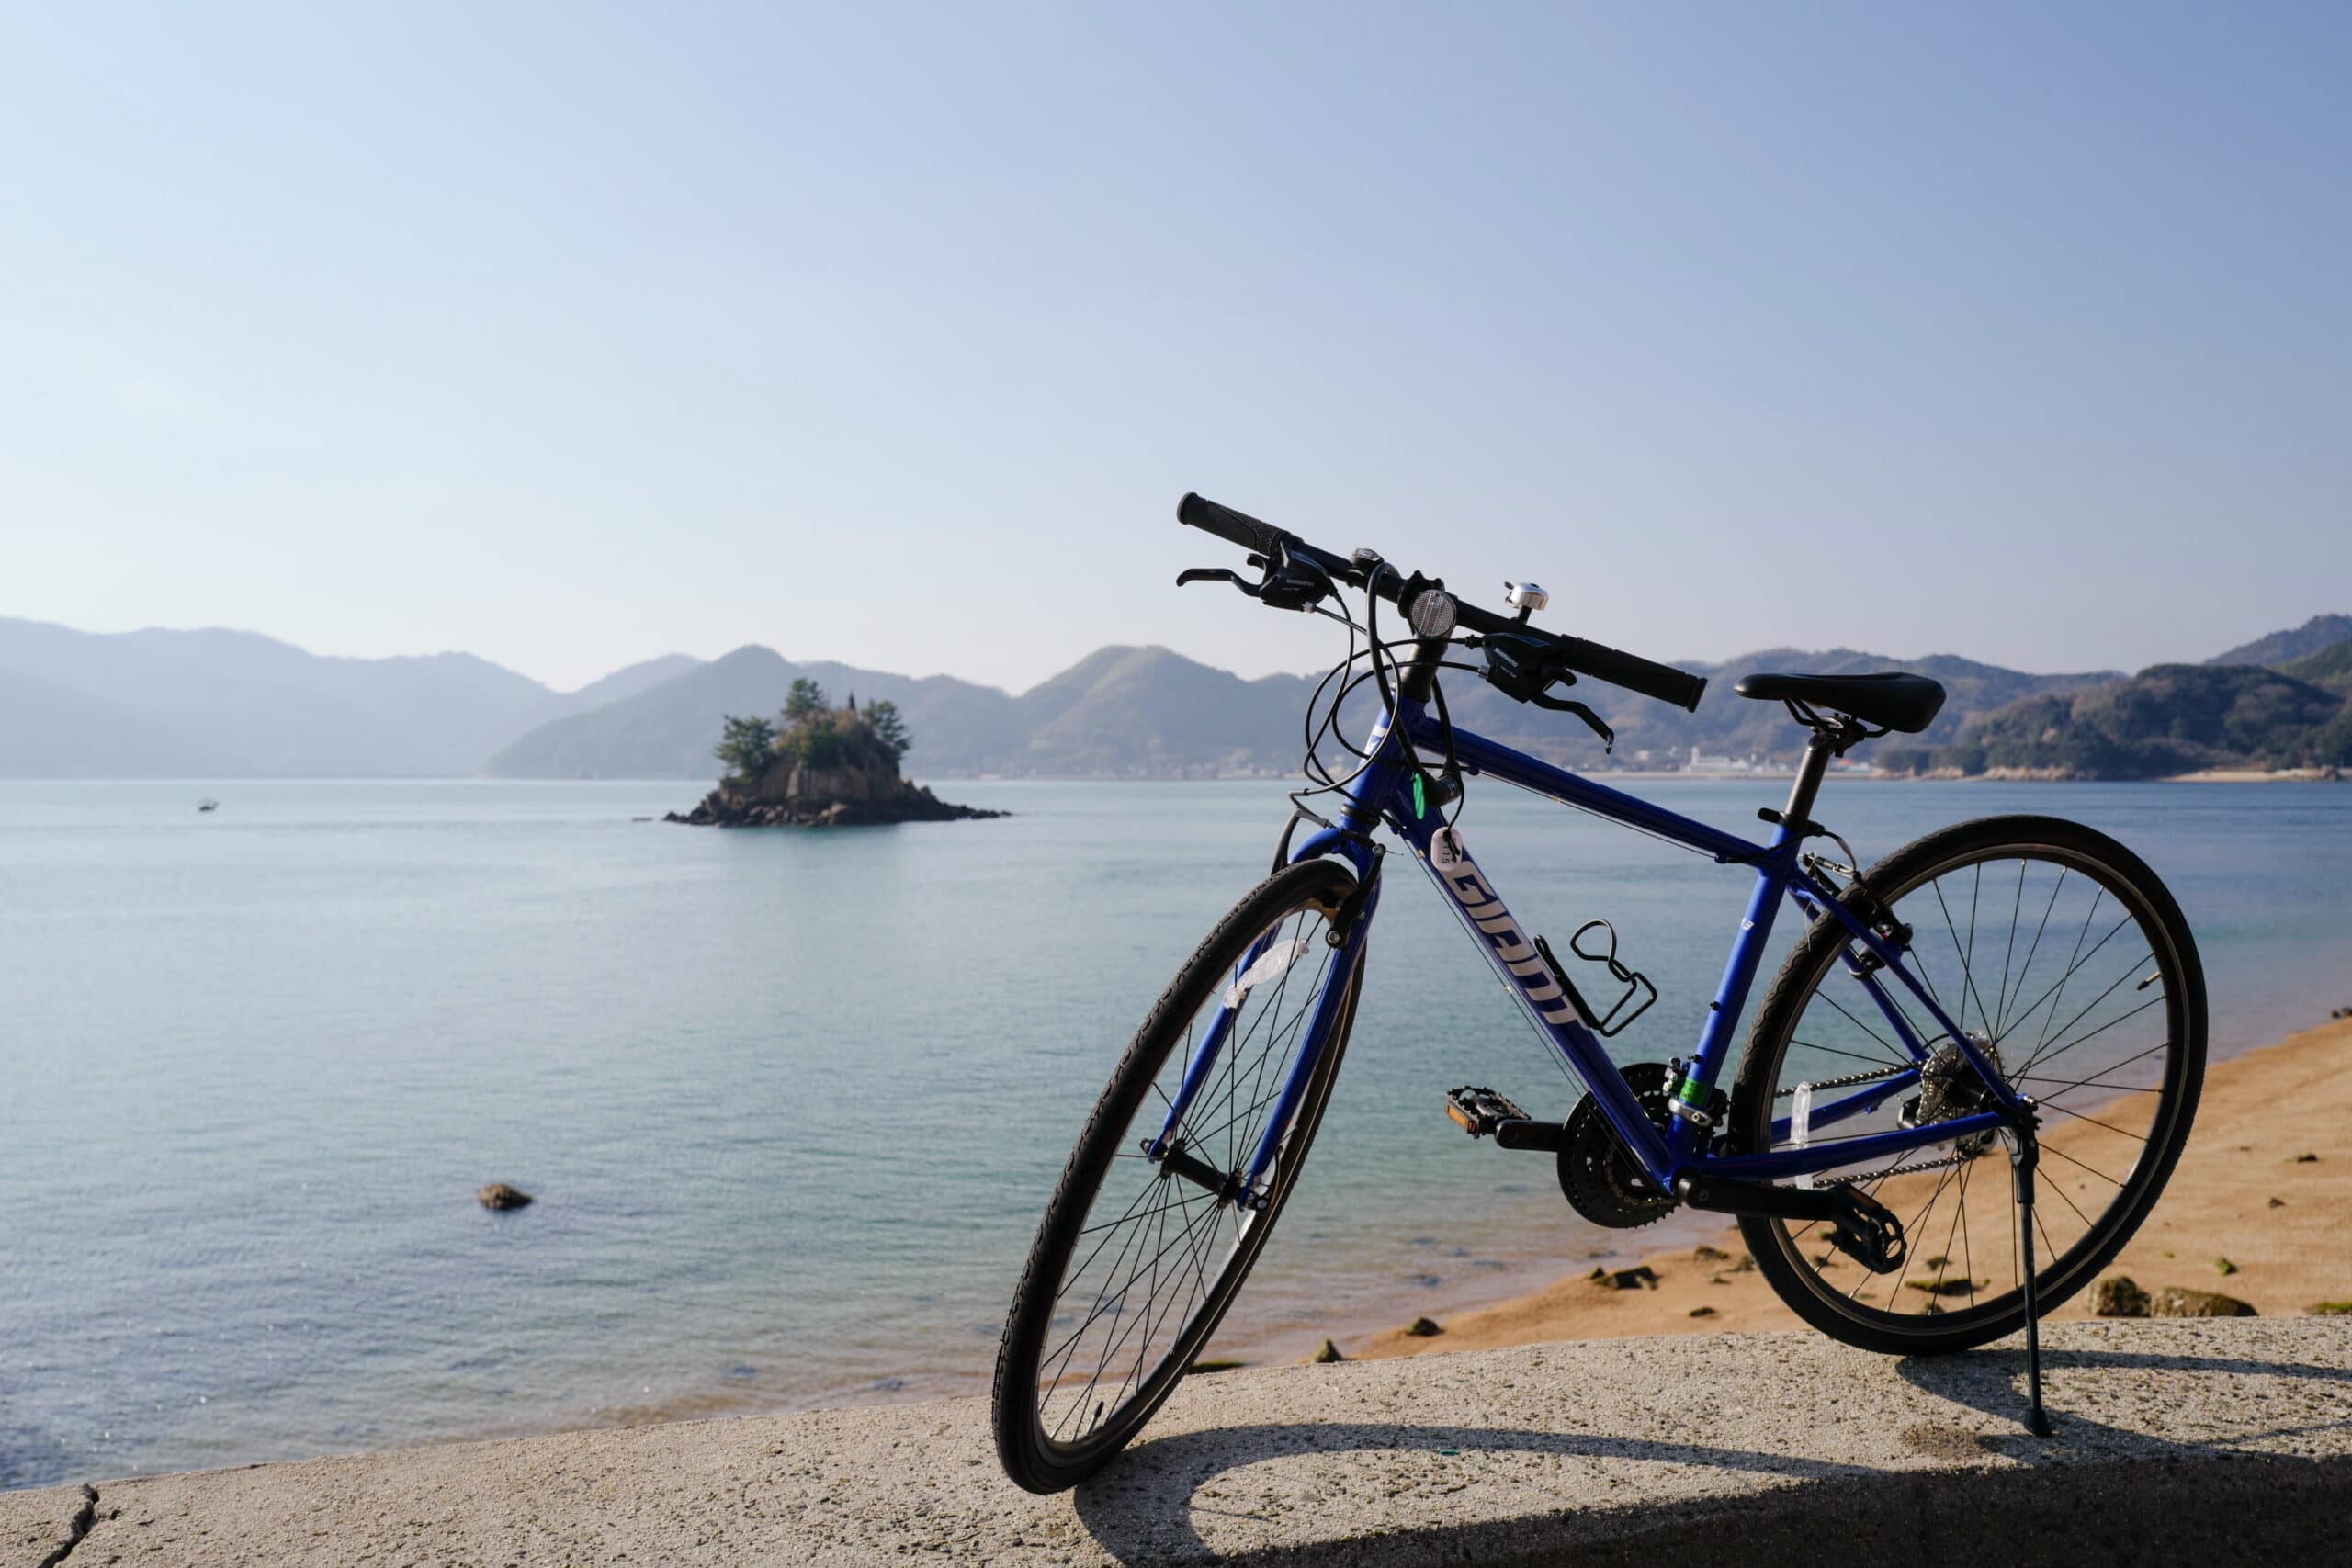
4;3;2346;692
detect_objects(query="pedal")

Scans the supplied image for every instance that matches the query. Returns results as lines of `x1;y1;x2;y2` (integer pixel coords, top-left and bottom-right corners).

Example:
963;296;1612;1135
1826;1188;1906;1274
1444;1087;1567;1153
1445;1086;1528;1137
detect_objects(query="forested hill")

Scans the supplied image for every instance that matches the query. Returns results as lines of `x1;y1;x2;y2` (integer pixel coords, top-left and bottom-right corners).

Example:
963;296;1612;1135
1883;665;2349;779
1883;616;2352;779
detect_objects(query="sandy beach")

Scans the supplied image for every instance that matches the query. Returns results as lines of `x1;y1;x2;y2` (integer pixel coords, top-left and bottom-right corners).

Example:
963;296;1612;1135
1333;1013;2352;1363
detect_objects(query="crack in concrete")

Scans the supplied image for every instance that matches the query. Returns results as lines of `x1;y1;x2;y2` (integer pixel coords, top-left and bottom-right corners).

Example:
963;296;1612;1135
36;1484;101;1568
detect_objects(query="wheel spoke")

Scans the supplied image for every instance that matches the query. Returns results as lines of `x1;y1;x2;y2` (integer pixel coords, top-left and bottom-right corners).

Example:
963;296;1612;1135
2036;1099;2150;1145
2001;867;2067;1032
2040;1138;2126;1189
1993;861;2027;1038
1931;877;1996;1038
2017;1037;2171;1099
2022;987;2163;1077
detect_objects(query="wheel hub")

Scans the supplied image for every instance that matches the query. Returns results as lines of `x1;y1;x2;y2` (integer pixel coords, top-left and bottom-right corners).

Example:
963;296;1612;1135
1903;1035;2006;1158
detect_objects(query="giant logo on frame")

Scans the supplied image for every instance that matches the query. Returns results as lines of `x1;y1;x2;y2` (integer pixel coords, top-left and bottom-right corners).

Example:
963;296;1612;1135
1429;827;1585;1028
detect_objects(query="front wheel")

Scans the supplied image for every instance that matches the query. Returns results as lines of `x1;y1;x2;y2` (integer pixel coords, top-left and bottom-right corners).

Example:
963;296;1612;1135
1735;815;2205;1355
992;858;1363;1494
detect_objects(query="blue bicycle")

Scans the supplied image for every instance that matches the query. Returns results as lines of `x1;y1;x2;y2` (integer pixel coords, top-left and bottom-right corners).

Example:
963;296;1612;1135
994;495;2205;1492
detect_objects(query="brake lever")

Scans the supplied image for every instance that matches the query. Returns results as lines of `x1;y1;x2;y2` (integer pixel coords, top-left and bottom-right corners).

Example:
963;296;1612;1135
1530;691;1616;752
1177;547;1331;612
1176;567;1251;591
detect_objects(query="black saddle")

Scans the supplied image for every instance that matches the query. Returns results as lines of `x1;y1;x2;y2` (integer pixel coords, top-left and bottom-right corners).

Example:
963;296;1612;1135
1733;671;1946;735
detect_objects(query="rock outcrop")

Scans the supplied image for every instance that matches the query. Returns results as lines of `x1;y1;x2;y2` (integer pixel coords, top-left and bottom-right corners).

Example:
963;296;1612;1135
667;778;1004;828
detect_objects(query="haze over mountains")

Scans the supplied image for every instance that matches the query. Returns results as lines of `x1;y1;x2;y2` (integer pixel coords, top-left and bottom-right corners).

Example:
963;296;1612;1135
4;612;2346;781
0;615;694;778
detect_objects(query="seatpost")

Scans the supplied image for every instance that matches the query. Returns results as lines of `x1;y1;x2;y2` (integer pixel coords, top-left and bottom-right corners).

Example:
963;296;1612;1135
1779;732;1837;830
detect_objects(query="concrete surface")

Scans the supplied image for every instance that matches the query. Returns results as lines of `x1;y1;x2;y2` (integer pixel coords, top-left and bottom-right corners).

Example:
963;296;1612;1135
7;1318;2349;1566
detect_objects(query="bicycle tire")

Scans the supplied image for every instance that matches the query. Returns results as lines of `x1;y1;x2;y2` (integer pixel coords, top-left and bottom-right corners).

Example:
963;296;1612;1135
992;857;1363;1493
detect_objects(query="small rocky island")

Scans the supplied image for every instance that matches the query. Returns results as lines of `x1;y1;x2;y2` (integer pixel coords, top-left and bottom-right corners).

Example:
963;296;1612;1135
666;681;1005;828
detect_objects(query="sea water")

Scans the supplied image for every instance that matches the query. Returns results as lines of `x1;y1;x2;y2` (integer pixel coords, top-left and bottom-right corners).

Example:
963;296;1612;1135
4;777;2347;1487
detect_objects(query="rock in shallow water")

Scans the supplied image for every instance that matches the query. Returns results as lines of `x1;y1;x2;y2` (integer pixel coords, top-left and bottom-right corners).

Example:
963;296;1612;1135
477;1183;534;1211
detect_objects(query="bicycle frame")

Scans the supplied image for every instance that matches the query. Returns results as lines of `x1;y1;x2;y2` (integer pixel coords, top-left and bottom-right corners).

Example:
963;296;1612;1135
1152;682;2028;1209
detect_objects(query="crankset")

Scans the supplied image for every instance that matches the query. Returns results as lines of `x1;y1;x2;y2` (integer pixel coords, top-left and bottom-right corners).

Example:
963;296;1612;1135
1676;1175;1909;1274
1557;1063;1679;1229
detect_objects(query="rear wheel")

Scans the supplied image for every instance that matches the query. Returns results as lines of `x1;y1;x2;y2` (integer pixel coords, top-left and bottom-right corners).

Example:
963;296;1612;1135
1734;816;2204;1354
992;859;1363;1493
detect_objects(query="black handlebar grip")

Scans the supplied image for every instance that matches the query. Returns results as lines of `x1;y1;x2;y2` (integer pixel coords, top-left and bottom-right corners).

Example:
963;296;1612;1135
1177;492;1293;558
1555;633;1709;713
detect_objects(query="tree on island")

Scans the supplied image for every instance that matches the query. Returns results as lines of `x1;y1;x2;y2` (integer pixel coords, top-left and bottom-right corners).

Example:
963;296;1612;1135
865;699;911;761
710;690;915;783
713;715;778;779
783;678;828;723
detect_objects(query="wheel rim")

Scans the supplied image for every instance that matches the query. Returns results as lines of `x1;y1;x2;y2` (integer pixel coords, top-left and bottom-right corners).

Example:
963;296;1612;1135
1747;843;2193;1334
1032;898;1345;1452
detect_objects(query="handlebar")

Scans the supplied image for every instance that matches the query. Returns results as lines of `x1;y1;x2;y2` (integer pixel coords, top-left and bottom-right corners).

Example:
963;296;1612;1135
1176;492;1708;713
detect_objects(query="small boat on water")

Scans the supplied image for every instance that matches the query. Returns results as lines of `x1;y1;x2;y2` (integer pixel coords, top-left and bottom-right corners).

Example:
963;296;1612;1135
197;798;219;813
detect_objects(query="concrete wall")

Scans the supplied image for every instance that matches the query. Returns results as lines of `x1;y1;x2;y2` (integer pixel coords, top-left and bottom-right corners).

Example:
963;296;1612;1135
6;1318;2347;1566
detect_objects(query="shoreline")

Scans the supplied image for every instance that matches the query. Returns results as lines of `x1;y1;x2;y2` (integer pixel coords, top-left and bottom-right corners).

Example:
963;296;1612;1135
28;1009;2337;1486
555;1011;2352;1439
1320;1012;2352;1364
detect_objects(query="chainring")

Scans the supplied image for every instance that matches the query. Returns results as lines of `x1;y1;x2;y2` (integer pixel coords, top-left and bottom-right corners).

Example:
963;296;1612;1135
1558;1062;1679;1229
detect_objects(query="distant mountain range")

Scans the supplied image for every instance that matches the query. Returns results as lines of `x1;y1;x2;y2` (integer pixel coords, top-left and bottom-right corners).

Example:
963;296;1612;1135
4;611;2346;781
482;644;1320;779
1878;612;2352;778
0;615;694;777
2205;614;2352;670
1883;665;2350;779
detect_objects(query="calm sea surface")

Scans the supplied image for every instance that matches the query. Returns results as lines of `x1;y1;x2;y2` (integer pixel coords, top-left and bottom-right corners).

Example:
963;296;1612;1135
5;777;2348;1488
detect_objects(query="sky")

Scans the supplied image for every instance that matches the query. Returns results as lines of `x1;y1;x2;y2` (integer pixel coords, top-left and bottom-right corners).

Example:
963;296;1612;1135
3;2;2346;694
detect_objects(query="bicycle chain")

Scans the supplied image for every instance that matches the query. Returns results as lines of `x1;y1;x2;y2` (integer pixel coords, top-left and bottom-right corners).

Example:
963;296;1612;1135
1816;1151;1981;1188
1770;1064;1911;1097
1770;1064;1990;1186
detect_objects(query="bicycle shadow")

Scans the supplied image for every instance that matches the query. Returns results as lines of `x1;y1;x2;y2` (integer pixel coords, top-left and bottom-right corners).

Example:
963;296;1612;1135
1068;1345;2352;1564
1069;1417;1887;1565
1894;1340;2352;1461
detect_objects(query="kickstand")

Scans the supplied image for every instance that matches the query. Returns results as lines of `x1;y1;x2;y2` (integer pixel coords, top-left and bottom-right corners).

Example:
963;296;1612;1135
2012;1119;2052;1438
